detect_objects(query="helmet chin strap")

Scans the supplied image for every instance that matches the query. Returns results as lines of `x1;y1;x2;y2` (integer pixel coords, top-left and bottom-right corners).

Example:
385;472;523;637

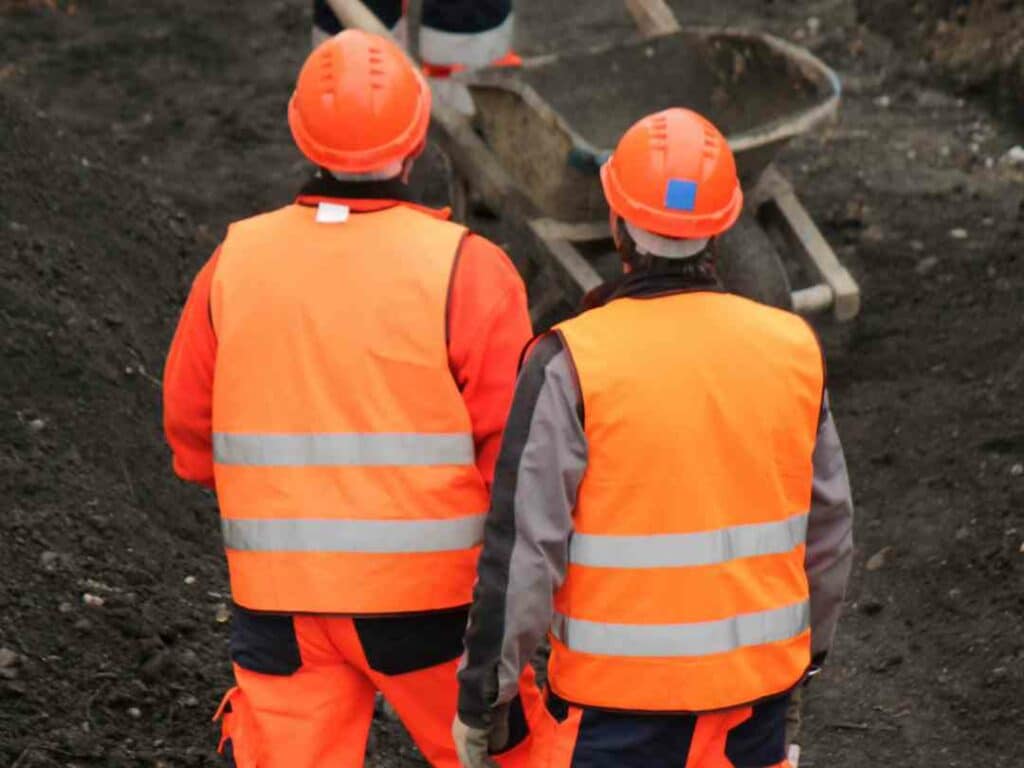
623;220;709;260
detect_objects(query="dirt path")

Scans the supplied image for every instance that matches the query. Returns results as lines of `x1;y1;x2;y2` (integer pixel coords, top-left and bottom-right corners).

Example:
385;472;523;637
1;1;1022;766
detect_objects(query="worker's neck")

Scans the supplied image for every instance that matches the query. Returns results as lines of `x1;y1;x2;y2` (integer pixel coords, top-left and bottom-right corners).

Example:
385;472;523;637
298;172;412;204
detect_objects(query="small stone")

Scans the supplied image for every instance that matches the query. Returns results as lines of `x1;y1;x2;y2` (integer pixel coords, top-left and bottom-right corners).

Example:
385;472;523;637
28;418;45;432
0;668;18;681
74;618;92;632
82;593;105;608
1010;463;1023;477
874;95;892;109
954;526;970;541
915;256;939;275
1002;145;1024;166
948;587;962;599
909;240;925;252
949;228;968;240
183;575;196;586
866;547;892;572
862;225;885;243
807;17;821;35
214;603;230;624
181;695;199;708
127;707;142;719
0;648;20;668
58;601;73;614
39;551;60;572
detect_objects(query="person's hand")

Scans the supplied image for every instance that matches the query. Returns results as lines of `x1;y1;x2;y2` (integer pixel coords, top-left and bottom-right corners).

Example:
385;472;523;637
452;705;510;768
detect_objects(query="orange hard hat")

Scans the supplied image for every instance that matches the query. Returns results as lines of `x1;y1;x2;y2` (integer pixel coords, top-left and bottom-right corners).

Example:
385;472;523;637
601;109;743;240
288;30;431;173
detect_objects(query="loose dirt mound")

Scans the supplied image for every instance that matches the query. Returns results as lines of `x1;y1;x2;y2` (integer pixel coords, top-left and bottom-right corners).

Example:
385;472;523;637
1;89;232;765
858;0;1024;120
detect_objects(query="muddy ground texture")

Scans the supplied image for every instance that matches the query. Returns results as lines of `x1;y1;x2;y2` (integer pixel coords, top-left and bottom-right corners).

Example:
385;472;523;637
2;1;1023;766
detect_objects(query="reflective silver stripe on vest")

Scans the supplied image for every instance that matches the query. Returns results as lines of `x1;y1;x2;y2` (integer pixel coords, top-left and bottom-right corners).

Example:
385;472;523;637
552;601;810;658
213;433;475;467
221;513;485;553
569;514;808;569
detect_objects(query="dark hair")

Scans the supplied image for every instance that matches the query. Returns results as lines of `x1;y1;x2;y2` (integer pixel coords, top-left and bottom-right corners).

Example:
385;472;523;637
614;217;719;280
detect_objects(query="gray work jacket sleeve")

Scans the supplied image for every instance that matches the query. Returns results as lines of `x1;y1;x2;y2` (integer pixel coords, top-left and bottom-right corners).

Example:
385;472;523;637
457;333;586;728
806;393;855;662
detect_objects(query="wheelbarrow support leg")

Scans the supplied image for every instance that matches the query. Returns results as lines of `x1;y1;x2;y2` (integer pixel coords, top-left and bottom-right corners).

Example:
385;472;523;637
753;165;861;321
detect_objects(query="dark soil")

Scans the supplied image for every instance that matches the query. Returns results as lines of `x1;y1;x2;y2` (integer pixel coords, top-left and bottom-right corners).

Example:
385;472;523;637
856;0;1024;123
2;1;1023;767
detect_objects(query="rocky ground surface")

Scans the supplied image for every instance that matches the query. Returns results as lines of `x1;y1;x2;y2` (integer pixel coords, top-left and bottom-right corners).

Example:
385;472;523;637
2;1;1023;766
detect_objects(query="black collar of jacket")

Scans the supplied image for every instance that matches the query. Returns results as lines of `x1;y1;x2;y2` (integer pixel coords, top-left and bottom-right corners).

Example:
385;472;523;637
580;269;724;312
296;172;412;205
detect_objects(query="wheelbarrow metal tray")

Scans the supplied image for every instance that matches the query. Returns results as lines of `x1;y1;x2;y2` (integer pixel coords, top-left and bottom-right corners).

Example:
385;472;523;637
467;27;841;222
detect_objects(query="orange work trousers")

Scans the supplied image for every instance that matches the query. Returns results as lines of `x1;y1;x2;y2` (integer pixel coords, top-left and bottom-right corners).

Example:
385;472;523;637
214;609;540;768
532;689;793;768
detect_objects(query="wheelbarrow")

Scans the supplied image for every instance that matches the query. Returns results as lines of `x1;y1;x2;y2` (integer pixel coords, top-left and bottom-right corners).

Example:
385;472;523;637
464;25;860;324
325;0;860;329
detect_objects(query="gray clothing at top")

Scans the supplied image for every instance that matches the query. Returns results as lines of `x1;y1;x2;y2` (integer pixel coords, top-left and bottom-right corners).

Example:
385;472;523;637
457;324;854;728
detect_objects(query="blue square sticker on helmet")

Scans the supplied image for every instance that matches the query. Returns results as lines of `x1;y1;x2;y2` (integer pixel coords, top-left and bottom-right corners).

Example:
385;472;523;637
664;179;698;212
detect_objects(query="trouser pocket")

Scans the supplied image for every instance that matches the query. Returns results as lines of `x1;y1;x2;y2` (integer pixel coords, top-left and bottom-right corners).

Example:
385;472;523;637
230;606;302;676
354;606;469;675
214;687;263;767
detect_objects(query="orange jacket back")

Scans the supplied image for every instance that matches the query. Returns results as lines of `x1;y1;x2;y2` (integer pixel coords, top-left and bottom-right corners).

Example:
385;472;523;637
210;203;489;614
551;291;823;712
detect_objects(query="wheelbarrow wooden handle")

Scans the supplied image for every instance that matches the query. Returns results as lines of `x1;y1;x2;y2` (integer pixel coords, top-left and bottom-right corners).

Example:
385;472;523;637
624;0;681;37
324;0;529;217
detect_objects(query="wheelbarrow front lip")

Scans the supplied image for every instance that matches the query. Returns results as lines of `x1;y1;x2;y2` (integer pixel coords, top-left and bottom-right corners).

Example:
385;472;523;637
718;27;842;154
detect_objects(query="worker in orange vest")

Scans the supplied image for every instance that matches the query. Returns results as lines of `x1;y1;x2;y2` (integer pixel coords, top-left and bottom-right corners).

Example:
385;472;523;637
163;30;540;768
453;109;854;768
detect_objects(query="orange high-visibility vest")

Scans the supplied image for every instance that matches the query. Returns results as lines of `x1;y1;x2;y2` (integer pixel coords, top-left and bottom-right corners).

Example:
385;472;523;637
550;291;824;712
210;203;489;614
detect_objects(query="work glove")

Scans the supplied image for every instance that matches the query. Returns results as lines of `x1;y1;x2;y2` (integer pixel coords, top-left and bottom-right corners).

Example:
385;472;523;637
452;704;510;768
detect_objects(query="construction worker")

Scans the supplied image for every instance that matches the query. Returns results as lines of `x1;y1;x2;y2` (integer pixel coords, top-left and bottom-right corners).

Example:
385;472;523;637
163;30;539;768
453;109;854;767
313;0;515;68
313;0;518;113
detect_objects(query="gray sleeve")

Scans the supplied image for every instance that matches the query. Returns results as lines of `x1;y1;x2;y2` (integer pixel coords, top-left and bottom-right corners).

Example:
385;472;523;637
805;392;855;662
457;333;586;727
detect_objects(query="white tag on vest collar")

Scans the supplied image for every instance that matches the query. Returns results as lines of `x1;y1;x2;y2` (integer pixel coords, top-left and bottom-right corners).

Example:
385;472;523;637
316;202;350;223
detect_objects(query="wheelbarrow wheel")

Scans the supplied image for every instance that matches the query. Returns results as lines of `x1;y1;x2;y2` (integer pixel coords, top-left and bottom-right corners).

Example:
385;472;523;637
716;212;793;311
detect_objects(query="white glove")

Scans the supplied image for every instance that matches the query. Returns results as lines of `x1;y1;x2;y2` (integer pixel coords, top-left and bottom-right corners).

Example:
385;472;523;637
452;706;510;768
